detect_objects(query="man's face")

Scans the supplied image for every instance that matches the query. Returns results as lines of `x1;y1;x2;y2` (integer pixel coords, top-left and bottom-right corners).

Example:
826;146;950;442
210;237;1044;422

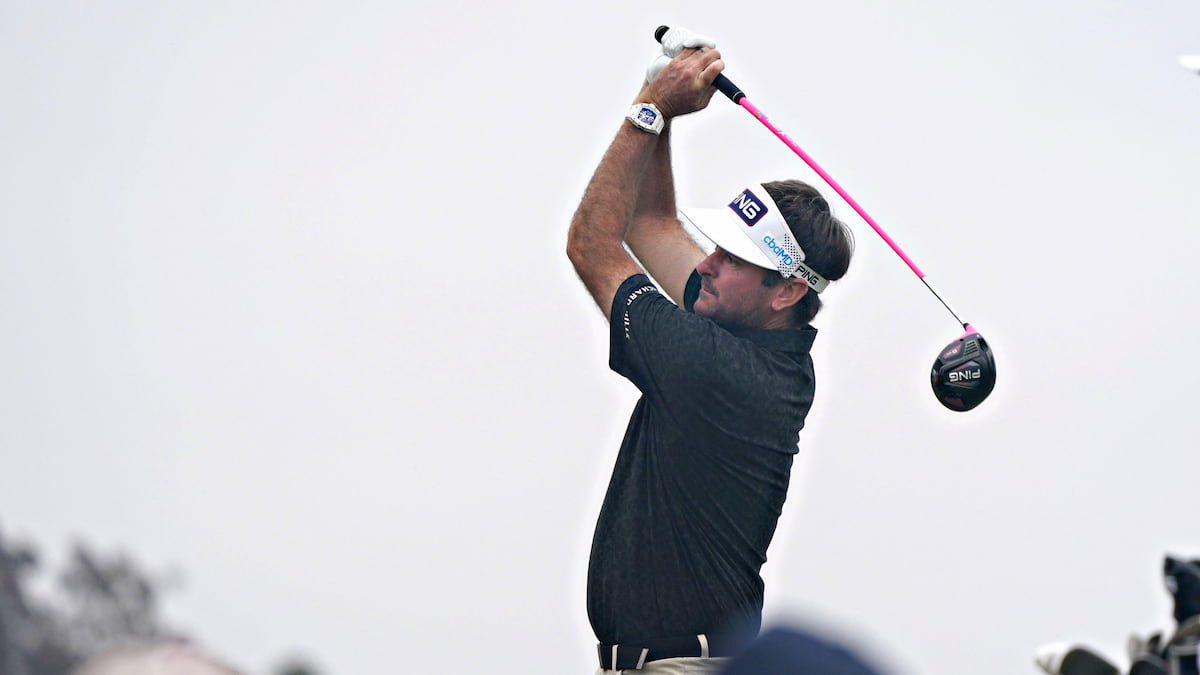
693;247;782;331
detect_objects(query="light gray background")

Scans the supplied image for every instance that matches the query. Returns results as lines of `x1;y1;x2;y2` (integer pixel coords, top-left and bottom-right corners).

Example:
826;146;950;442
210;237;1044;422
3;2;1199;673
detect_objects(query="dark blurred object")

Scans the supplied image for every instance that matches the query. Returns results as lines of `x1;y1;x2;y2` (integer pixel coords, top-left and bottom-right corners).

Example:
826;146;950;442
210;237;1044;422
1036;553;1200;675
719;626;889;675
1127;654;1168;675
273;655;324;675
1165;557;1200;627
1164;556;1200;675
1035;644;1120;675
1164;616;1200;675
1127;632;1167;675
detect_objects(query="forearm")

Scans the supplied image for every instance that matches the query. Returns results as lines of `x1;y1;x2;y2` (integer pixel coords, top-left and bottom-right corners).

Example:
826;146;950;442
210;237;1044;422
631;121;676;223
623;120;705;305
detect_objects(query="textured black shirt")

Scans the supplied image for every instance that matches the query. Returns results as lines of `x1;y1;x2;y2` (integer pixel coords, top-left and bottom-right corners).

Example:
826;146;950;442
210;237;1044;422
587;272;819;646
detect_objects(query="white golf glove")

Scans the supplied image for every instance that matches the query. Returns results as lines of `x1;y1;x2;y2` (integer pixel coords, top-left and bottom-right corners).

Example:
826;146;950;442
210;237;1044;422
645;27;717;82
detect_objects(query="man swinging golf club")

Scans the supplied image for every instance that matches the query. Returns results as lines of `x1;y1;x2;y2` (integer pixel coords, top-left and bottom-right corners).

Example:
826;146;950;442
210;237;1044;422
566;28;854;674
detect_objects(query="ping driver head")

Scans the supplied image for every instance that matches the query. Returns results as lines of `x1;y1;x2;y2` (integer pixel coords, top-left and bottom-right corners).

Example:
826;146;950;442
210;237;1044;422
930;329;996;412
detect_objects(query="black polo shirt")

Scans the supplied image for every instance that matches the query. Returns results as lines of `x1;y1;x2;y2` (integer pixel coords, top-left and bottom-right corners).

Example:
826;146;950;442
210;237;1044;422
587;272;819;646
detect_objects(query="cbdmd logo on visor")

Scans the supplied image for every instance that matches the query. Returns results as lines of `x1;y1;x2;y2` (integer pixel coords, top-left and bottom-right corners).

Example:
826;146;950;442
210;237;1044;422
762;235;794;268
728;189;767;226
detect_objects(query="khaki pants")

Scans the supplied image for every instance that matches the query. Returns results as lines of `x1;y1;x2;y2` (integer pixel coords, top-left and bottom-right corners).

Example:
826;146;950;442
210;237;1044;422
595;656;731;674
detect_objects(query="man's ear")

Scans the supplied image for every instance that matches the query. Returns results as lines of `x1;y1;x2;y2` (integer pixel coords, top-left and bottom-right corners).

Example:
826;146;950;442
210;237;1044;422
770;277;809;311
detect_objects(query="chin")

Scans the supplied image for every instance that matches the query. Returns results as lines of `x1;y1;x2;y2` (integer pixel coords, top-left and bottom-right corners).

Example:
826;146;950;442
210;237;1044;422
696;306;739;330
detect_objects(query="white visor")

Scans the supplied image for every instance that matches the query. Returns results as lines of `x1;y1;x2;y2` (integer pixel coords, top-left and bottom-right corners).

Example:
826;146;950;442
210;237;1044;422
679;184;830;293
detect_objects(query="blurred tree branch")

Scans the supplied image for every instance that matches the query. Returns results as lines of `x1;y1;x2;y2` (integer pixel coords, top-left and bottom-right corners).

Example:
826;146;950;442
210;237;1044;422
0;527;179;675
2;527;324;675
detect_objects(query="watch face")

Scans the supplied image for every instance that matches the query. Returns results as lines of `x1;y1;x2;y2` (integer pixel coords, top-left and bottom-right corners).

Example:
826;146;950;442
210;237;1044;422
636;107;658;125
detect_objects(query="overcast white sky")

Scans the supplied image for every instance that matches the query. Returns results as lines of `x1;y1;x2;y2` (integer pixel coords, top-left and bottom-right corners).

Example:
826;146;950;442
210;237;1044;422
3;2;1199;674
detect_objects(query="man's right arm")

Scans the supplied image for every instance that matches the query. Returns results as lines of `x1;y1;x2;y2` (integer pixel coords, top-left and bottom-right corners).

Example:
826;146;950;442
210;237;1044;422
566;47;723;321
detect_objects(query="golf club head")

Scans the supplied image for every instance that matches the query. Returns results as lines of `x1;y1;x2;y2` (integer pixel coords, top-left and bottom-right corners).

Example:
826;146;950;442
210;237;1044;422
930;329;996;412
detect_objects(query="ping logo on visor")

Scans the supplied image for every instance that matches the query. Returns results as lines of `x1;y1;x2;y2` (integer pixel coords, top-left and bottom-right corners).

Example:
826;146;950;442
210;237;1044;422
728;189;767;226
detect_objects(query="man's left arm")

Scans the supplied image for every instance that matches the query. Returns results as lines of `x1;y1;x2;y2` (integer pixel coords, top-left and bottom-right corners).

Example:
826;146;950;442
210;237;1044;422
566;124;659;321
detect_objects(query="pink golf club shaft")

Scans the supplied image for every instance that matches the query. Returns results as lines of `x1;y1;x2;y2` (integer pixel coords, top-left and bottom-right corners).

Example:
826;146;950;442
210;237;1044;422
736;96;969;331
652;26;971;332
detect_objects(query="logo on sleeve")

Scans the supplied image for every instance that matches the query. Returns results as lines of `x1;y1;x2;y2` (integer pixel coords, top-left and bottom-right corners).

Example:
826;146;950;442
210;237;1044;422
728;189;767;226
623;283;657;340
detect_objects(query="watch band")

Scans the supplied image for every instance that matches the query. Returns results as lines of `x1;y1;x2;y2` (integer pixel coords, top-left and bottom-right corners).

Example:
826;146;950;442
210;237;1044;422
626;103;665;135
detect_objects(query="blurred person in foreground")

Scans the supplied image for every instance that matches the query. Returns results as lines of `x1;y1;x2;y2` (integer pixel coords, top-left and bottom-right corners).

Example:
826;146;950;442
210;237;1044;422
566;27;854;674
720;626;889;675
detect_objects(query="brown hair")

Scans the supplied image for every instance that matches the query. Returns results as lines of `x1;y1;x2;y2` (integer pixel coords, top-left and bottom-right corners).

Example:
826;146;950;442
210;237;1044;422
760;180;854;326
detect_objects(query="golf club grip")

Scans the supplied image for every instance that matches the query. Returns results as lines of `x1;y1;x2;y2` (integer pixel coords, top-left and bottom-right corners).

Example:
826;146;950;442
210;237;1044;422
712;75;745;103
653;25;745;103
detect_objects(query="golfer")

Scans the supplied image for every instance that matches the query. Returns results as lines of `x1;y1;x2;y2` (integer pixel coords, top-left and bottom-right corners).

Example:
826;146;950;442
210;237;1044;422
566;30;854;674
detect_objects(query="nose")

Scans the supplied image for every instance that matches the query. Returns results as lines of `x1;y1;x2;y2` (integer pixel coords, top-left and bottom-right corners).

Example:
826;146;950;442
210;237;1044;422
697;249;721;276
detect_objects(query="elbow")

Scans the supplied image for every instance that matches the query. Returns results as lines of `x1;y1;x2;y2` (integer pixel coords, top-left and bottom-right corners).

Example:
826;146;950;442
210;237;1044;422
567;213;626;277
565;231;584;270
565;220;595;273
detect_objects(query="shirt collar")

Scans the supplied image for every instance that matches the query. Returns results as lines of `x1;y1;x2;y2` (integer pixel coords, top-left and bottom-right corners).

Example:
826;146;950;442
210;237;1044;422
684;271;818;354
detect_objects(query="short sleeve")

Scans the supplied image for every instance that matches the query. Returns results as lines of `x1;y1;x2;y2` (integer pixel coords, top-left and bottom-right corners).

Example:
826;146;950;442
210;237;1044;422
608;274;679;391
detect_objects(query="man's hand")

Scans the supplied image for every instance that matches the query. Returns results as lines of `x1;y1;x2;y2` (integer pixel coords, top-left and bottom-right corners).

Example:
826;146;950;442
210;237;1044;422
659;27;717;58
646;27;716;82
638;47;725;120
